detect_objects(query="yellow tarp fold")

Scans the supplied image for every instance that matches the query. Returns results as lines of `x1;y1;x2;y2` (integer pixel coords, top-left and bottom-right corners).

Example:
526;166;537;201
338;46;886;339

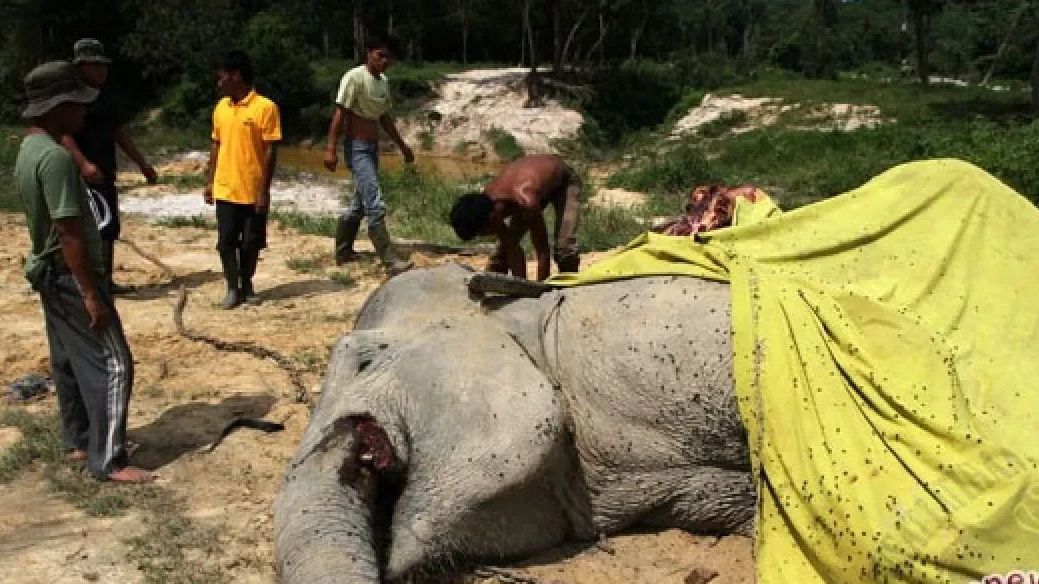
551;159;1039;583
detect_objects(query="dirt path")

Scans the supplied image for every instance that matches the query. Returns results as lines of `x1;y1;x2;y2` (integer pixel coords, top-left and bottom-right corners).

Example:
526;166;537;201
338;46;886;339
0;212;753;583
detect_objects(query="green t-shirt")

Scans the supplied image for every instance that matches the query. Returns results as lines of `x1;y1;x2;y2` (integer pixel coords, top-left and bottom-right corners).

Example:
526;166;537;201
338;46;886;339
15;133;104;284
335;65;393;121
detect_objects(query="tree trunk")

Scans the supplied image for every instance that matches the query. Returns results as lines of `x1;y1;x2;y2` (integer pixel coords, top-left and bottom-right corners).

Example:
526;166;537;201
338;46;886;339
524;0;537;66
981;0;1028;86
553;0;562;72
630;22;645;61
910;5;930;86
353;4;364;63
1032;30;1039;113
561;9;589;71
463;19;469;64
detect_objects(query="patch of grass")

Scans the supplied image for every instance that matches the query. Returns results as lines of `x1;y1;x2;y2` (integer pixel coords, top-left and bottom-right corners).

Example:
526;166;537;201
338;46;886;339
486;127;525;161
381;167;467;244
452;140;476;156
132;123;210;158
286;255;325;275
270;210;337;237
154;215;214;229
328;270;357;287
578;205;646;251
0;408;63;483
160;172;207;190
608;143;719;195
696;110;749;138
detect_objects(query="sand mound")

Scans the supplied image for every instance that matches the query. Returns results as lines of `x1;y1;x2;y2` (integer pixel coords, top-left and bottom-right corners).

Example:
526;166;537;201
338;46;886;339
671;93;890;138
401;67;584;159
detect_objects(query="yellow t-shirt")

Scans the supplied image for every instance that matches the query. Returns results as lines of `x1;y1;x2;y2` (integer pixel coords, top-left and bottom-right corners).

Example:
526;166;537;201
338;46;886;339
335;65;392;120
211;90;282;204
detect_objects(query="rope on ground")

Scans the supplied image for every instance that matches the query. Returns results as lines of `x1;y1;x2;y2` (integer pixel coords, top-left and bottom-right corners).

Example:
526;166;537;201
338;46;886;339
121;237;177;284
471;565;553;584
173;286;310;404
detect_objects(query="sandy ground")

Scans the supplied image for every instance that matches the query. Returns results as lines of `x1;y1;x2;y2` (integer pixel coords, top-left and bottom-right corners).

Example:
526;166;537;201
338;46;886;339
0;209;753;583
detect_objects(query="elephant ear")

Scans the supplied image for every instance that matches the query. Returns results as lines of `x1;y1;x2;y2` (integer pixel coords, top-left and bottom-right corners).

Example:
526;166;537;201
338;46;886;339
380;316;572;571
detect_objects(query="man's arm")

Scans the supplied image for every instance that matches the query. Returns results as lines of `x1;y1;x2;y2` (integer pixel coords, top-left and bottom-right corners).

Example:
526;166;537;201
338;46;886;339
114;127;157;184
379;114;414;164
257;142;277;213
53;218;110;331
59;135;103;184
204;141;220;205
324;106;345;172
523;208;551;281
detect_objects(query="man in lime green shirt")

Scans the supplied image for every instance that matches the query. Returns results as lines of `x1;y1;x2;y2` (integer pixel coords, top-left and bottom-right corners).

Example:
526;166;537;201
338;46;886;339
15;61;152;483
323;36;413;275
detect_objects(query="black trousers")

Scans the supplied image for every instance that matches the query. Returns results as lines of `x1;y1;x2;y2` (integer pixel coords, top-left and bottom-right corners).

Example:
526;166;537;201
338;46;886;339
215;200;268;252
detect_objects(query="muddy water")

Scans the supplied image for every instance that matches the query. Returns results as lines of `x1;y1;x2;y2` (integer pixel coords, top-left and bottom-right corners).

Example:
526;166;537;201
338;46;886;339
278;146;501;180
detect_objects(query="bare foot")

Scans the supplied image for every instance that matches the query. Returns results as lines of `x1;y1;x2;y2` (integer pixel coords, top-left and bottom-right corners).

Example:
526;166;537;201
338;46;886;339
67;449;87;462
107;466;156;483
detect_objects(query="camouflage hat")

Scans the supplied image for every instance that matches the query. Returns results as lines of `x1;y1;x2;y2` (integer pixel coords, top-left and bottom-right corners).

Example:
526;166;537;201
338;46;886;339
72;38;112;65
21;61;99;119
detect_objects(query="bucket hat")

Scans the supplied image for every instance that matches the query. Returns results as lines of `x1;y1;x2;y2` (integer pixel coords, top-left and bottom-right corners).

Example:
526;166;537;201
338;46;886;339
21;61;99;119
72;38;112;65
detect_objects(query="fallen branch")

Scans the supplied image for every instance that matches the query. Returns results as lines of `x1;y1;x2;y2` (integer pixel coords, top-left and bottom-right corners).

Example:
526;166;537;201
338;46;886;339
173;286;310;403
472;565;554;584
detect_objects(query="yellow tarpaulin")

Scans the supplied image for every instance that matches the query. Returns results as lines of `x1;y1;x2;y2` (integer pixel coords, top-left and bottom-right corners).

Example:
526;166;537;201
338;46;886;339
551;159;1039;583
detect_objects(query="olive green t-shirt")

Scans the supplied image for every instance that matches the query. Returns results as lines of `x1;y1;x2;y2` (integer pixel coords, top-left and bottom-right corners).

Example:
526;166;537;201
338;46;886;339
15;133;104;284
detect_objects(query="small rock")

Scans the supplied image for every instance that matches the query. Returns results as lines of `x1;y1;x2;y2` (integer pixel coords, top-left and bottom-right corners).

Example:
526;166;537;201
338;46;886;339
685;567;719;584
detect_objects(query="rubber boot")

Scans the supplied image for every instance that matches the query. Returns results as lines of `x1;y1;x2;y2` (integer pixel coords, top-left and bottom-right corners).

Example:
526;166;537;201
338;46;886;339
368;222;412;277
239;246;261;305
334;215;362;265
218;247;241;309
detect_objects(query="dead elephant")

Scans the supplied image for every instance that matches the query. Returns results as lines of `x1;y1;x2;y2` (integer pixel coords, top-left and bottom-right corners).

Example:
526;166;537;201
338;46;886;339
274;264;754;583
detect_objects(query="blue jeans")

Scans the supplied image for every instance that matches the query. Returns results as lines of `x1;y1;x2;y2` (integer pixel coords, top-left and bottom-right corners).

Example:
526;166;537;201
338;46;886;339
341;139;386;226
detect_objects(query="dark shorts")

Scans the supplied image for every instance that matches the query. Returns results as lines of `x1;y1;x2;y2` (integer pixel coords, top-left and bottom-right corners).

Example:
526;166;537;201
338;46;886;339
215;200;268;251
91;182;120;241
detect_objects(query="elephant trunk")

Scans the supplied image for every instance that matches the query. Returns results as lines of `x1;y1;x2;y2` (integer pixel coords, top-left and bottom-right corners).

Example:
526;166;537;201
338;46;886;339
275;421;380;584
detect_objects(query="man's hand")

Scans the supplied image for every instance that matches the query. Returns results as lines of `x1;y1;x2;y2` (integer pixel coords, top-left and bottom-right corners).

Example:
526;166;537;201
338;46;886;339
83;291;111;332
323;149;338;172
400;143;415;165
203;184;214;205
140;163;158;185
81;161;103;184
256;193;270;214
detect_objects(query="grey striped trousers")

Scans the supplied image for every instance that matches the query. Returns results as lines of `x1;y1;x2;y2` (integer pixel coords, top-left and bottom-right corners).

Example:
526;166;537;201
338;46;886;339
35;266;134;480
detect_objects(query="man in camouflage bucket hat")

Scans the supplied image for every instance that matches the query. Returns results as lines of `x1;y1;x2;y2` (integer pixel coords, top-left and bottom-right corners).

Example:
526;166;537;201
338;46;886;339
16;61;154;483
61;38;158;294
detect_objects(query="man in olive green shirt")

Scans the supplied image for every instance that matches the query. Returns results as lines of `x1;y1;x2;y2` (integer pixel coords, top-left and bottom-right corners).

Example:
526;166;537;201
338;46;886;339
15;61;152;483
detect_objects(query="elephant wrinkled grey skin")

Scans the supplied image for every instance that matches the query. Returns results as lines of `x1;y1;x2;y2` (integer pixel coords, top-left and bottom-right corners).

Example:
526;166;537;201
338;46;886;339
274;264;754;583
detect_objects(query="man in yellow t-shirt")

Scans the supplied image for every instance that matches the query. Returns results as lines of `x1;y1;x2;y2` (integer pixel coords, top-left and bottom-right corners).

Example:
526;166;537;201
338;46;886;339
204;51;282;309
323;36;413;276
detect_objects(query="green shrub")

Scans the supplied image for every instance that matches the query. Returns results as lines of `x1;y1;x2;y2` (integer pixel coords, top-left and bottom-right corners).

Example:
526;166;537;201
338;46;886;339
243;11;318;128
608;143;718;194
418;130;435;151
486;127;524;161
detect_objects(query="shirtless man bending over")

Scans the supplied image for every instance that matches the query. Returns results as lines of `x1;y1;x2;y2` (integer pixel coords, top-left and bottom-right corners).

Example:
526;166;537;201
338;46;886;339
449;154;581;281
